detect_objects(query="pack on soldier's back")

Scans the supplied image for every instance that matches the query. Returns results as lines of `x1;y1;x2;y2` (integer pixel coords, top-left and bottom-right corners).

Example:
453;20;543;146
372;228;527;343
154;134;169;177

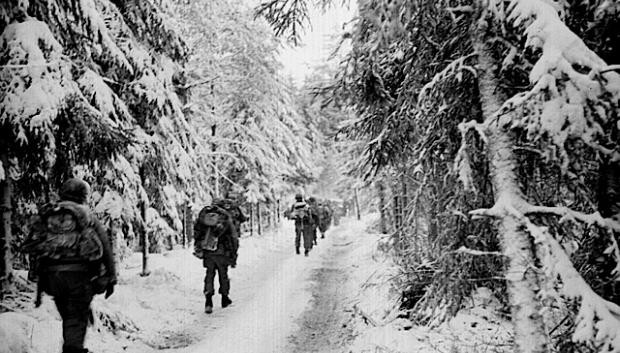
20;178;116;353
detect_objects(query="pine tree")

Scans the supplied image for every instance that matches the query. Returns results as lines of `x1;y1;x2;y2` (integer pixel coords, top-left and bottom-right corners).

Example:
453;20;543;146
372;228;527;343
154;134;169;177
257;0;620;351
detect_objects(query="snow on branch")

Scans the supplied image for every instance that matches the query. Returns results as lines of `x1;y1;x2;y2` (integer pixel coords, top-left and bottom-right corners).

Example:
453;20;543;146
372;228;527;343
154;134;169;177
454;246;504;257
454;120;487;192
474;193;620;350
524;219;620;352
0;18;73;146
77;69;132;125
524;205;620;233
488;0;620;172
417;54;477;105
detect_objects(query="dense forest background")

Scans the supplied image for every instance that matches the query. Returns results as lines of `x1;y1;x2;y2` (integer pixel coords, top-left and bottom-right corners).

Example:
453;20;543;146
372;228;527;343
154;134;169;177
0;0;356;270
2;0;620;352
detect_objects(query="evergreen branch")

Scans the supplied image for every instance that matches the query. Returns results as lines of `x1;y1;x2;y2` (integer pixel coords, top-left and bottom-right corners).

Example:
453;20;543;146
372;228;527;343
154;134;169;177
177;75;220;90
524;205;620;233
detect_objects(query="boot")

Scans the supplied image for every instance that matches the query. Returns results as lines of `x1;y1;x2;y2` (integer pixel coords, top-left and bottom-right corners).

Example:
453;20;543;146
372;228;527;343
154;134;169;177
222;295;232;308
296;247;300;255
205;295;213;314
304;249;309;257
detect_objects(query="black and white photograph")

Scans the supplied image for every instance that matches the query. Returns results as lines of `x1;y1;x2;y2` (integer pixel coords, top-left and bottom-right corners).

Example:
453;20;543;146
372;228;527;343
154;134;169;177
0;0;619;352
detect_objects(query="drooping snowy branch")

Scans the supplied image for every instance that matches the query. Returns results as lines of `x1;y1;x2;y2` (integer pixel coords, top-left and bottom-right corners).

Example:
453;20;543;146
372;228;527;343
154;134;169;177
0;19;73;148
417;54;477;106
524;205;620;233
488;0;620;172
525;218;620;352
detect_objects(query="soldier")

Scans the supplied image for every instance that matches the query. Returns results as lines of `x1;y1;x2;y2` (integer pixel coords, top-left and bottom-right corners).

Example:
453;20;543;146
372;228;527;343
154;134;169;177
306;197;321;246
22;178;116;353
194;202;239;314
317;201;333;238
288;194;313;256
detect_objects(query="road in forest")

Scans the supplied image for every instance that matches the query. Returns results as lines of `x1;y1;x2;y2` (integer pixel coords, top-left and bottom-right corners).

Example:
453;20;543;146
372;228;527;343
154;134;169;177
287;230;357;353
166;219;359;353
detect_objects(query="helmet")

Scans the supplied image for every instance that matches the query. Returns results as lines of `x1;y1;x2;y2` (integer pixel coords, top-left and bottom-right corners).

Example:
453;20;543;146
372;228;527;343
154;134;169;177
59;178;91;204
295;193;303;201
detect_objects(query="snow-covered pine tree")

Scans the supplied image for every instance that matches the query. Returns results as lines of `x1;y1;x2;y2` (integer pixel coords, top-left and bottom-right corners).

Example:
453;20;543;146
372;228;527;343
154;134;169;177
177;0;320;206
258;0;620;351
0;0;213;279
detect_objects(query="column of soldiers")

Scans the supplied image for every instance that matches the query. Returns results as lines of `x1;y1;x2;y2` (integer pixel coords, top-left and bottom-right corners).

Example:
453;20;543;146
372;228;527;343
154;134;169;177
20;179;335;352
284;194;333;256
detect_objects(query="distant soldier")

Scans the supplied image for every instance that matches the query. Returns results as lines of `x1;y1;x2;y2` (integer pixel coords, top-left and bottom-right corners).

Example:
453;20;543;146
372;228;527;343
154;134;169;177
21;178;116;353
317;201;333;238
194;202;239;314
288;194;313;256
306;197;321;245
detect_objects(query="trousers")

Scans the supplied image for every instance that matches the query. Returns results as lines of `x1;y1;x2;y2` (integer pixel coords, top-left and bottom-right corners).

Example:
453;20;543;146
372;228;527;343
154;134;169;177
203;254;230;296
42;271;93;352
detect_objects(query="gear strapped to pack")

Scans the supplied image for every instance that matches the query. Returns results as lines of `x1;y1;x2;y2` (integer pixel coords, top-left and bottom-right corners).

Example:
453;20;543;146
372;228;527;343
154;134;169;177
21;201;104;263
193;205;234;258
290;201;310;221
21;200;105;307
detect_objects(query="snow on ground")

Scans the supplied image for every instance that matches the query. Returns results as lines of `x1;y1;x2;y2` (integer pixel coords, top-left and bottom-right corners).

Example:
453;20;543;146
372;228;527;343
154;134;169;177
345;215;513;353
0;214;512;353
0;217;372;353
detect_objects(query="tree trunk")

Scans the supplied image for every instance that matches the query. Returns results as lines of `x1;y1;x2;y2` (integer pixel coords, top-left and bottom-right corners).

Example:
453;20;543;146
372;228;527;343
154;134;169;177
392;188;401;230
475;29;547;353
354;187;361;220
211;124;219;198
377;181;388;234
181;201;187;248
249;203;254;236
140;200;150;277
109;220;120;278
266;202;272;230
401;173;408;223
186;204;194;245
257;202;262;235
0;150;12;293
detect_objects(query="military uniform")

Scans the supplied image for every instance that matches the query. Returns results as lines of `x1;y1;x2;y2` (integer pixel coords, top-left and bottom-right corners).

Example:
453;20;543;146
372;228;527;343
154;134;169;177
195;203;239;313
317;202;333;238
306;197;321;245
31;179;116;353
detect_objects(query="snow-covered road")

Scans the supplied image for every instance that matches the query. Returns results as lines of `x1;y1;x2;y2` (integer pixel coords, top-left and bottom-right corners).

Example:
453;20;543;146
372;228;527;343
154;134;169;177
0;217;386;353
0;214;516;353
168;220;318;353
168;218;362;353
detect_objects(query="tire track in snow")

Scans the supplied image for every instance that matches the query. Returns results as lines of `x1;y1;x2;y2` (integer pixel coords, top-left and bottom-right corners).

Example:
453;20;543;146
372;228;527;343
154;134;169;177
286;230;357;353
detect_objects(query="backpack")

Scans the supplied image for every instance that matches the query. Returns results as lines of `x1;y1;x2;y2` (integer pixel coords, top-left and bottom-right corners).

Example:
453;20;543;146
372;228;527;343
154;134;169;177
290;201;310;221
319;204;332;221
194;205;231;254
21;201;103;262
213;199;244;226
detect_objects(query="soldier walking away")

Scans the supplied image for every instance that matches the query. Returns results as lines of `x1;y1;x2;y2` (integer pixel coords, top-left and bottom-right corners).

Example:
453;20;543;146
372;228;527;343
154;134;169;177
21;178;116;353
193;202;239;314
288;194;313;256
317;201;333;239
306;197;321;246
